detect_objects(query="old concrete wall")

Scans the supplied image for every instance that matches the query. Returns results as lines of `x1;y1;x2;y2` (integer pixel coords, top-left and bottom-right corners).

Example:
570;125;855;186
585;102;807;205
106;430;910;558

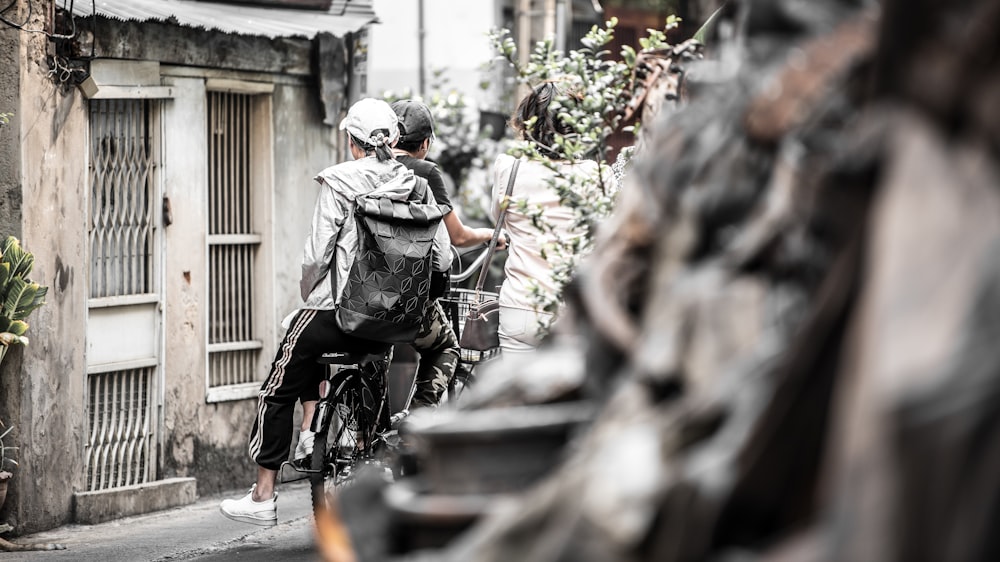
4;1;91;534
89;16;314;76
0;21;22;238
157;74;237;491
271;82;337;323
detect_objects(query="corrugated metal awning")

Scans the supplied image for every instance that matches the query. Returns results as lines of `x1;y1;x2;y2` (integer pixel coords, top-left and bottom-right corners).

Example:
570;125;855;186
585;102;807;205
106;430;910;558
70;0;378;39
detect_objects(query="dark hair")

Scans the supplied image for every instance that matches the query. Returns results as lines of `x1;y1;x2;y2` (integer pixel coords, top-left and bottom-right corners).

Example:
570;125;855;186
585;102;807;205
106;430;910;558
350;131;395;162
395;137;425;153
511;82;575;159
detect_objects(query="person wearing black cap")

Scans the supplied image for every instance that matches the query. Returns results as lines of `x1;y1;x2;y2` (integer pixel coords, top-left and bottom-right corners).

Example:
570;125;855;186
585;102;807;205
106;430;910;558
391;99;505;408
391;99;504;248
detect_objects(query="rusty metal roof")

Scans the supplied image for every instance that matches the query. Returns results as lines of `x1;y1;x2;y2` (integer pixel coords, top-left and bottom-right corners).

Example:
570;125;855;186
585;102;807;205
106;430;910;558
70;0;378;39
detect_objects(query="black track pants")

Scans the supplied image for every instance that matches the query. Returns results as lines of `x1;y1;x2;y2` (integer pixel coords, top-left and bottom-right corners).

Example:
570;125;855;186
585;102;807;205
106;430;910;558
247;308;386;470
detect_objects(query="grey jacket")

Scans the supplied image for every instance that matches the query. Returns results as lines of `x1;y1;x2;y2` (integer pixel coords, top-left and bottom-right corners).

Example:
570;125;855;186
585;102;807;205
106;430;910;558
300;156;449;310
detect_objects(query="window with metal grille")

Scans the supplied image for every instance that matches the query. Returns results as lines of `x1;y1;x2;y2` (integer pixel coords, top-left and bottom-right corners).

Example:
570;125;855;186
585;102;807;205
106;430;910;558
86;99;160;491
85;367;154;490
89;99;155;299
207;91;266;399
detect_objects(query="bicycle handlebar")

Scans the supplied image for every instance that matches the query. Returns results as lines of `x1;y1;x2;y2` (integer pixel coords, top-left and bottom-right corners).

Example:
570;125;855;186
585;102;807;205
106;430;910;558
449;245;493;283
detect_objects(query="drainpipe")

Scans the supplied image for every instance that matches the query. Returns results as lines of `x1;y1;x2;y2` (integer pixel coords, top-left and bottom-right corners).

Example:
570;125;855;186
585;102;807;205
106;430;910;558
418;0;426;95
516;0;532;101
555;0;567;52
517;0;532;68
543;0;556;42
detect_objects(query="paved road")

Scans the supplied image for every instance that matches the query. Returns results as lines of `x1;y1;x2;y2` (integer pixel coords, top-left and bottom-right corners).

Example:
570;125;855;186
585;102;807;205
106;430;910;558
1;481;323;561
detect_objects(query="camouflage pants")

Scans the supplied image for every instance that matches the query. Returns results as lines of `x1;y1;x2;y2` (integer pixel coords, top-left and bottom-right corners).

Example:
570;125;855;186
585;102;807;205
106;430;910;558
409;300;460;408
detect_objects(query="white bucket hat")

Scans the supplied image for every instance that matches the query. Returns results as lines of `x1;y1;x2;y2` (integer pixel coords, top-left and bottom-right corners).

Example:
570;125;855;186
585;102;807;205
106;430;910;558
339;98;400;148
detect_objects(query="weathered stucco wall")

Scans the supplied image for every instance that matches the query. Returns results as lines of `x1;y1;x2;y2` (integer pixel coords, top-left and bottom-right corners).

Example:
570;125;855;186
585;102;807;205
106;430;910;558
0;24;21;239
271;82;337;325
5;2;90;533
90;16;315;76
157;74;235;490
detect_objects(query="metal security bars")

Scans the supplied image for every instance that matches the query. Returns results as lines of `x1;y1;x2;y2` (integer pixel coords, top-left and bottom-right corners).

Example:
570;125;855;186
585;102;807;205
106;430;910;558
86;99;161;492
207;91;263;395
85;367;154;490
89;99;155;299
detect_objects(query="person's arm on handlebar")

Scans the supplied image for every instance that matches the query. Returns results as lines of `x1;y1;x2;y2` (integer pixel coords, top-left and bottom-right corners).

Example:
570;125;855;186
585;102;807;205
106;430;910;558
443;210;508;250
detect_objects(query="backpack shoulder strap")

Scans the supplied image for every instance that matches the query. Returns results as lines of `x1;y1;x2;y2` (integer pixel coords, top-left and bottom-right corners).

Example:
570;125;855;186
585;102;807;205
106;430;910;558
408;175;430;203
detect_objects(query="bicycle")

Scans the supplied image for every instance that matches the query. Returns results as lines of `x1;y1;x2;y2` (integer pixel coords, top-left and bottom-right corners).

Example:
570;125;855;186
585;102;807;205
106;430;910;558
278;347;407;518
283;245;503;518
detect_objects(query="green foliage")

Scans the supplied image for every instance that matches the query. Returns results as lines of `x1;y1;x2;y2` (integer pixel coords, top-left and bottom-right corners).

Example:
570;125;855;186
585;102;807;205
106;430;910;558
0;112;10;127
639;15;681;51
489;14;687;165
0;236;47;348
384;70;480;184
0;235;41;476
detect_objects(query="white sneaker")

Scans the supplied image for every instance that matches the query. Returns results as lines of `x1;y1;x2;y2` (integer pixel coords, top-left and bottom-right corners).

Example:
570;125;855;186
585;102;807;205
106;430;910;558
295;429;315;460
219;484;277;526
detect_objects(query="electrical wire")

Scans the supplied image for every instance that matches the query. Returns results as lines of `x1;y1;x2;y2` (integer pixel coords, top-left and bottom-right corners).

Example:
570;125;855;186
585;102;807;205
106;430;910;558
0;0;77;40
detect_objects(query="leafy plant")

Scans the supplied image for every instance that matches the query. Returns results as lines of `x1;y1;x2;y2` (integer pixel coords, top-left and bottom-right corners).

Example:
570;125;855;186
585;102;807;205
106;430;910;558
485;16;691;333
0;236;48;362
0;236;45;480
0;420;15;477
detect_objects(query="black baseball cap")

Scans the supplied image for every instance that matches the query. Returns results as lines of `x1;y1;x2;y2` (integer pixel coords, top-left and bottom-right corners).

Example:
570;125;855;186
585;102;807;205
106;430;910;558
391;99;436;143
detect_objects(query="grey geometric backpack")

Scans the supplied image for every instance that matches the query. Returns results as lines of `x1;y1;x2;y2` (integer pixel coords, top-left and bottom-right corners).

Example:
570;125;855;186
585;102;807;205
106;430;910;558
335;178;449;343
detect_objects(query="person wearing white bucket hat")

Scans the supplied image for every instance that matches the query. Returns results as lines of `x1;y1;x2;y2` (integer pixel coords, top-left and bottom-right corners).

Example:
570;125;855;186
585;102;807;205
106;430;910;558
220;97;448;526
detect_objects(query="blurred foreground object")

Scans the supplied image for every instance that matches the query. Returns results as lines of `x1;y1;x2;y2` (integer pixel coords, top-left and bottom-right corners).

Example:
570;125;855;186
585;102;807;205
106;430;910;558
329;0;1000;559
315;493;357;562
428;0;1000;560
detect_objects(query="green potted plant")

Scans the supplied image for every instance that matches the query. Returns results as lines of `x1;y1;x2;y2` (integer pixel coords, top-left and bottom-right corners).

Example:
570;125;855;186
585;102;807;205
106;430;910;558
0;236;60;551
0;236;47;362
0;235;47;511
0;420;15;518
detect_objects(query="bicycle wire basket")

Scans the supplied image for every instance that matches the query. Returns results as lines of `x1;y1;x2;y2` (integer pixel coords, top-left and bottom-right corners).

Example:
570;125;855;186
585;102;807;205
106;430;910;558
440;288;502;363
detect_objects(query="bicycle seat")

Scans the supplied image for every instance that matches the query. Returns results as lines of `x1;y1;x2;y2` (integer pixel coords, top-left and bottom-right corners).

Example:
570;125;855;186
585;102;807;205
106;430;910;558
318;350;389;366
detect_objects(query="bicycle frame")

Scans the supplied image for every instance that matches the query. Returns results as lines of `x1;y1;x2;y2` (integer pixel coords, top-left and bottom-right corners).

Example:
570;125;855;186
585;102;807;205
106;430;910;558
287;246;498;512
449;245;491;284
311;366;386;463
